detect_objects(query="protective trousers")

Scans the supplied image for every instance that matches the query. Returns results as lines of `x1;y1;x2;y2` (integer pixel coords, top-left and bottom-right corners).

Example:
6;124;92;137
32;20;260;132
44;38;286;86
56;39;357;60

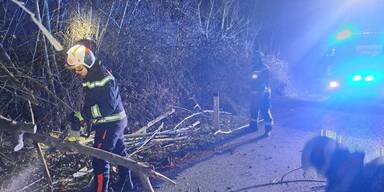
92;118;129;192
250;90;273;131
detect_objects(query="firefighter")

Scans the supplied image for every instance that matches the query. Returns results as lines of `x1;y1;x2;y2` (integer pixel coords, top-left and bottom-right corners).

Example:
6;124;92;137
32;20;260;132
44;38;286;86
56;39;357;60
65;38;129;192
249;51;273;136
302;136;384;192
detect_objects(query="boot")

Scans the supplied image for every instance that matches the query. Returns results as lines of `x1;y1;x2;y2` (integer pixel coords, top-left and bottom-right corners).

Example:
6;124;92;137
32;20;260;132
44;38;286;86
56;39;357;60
112;170;137;192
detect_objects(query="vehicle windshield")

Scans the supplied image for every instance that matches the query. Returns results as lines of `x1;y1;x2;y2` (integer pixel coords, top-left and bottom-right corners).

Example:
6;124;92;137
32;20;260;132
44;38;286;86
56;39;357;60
355;44;383;56
330;33;384;57
325;34;384;77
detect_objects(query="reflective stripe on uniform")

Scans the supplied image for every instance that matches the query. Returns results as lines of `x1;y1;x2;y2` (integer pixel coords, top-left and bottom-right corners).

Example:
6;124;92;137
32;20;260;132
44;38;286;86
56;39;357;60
91;104;102;118
97;174;103;192
264;87;271;93
102;130;107;140
74;111;84;121
82;75;114;89
92;111;126;124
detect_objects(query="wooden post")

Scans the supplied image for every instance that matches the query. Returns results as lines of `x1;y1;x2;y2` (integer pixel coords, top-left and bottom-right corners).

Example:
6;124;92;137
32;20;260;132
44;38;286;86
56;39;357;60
28;100;53;191
34;142;53;191
213;92;220;129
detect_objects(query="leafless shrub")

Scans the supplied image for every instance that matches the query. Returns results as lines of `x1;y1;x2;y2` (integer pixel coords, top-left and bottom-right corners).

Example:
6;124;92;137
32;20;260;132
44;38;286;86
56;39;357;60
0;0;290;135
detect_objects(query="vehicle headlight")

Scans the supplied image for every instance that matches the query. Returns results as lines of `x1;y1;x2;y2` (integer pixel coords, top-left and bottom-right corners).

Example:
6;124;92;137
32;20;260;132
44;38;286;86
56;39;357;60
329;81;339;88
352;75;362;81
365;75;375;82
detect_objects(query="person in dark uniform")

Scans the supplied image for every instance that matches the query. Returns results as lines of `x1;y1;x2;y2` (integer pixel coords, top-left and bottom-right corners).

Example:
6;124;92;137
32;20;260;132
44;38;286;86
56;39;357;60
65;39;129;192
302;136;384;192
249;51;273;136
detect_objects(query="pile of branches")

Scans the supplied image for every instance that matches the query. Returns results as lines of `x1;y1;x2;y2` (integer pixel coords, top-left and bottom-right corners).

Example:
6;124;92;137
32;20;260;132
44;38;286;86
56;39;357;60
60;107;247;188
125;107;248;164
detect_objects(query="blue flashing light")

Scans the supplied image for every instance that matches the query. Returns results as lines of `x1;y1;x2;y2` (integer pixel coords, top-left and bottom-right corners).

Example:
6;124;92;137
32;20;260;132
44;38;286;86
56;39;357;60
352;75;362;81
328;24;359;45
365;75;375;82
336;29;353;41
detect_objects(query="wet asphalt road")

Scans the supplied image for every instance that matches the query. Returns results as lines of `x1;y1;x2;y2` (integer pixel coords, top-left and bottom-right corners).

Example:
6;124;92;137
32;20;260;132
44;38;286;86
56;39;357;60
157;97;384;192
274;97;384;140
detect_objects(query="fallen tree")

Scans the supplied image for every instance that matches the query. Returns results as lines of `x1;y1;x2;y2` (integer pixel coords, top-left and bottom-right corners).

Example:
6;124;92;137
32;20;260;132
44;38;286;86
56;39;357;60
27;133;176;192
0;114;36;134
0;115;176;192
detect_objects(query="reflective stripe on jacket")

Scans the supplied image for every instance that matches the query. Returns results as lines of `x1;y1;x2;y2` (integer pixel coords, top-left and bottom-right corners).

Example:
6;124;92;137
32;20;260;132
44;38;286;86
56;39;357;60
82;63;126;125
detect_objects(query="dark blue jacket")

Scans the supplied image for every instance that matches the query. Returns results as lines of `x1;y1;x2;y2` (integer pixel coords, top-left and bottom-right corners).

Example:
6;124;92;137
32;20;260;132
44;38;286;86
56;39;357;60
250;57;270;93
81;61;126;126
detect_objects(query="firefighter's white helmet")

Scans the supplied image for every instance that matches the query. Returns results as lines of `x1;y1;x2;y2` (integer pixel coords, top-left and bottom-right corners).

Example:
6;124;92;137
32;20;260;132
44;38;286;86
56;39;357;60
66;44;95;69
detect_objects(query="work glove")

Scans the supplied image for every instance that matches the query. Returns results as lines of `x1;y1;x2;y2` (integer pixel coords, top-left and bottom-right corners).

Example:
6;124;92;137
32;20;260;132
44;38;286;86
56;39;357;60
65;112;88;142
65;131;88;142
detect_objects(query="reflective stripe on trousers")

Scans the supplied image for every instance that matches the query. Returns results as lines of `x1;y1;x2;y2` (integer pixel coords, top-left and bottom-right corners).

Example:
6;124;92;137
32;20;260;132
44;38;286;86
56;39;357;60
97;174;104;192
92;111;127;124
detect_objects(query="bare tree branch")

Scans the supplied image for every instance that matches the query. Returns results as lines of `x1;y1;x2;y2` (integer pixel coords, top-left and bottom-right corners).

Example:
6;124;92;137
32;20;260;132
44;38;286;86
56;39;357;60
11;0;63;51
132;108;175;135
